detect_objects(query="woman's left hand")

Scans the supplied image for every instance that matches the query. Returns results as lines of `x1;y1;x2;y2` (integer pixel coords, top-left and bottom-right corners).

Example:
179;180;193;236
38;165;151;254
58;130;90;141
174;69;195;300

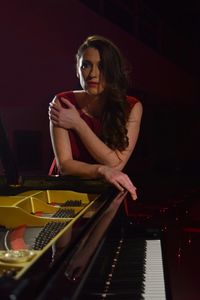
97;165;137;201
49;97;82;130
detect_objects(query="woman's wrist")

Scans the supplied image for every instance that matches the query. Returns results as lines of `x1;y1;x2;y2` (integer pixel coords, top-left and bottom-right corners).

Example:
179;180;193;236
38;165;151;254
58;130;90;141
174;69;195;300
74;117;86;132
96;165;107;177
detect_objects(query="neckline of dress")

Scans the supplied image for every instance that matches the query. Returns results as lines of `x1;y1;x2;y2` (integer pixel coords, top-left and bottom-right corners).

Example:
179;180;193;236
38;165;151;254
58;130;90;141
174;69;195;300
72;91;101;120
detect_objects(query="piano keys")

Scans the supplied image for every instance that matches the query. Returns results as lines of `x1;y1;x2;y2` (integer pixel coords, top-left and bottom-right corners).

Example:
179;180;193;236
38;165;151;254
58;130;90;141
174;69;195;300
144;239;166;300
75;226;169;300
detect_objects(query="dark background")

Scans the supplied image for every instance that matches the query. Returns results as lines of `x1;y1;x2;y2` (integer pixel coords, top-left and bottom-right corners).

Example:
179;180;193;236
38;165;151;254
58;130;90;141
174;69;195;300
0;0;200;193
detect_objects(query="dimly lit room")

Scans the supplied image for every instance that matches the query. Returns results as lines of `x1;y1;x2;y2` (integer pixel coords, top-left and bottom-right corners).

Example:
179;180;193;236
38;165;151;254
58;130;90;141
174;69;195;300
0;1;200;299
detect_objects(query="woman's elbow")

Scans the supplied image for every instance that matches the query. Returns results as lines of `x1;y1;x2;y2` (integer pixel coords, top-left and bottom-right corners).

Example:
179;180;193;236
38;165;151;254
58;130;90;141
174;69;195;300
57;160;72;176
106;159;124;171
59;168;69;176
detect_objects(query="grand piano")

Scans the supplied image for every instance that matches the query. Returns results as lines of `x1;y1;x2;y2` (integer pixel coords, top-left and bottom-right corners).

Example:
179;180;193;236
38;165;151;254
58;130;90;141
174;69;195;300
0;176;170;300
0;115;200;300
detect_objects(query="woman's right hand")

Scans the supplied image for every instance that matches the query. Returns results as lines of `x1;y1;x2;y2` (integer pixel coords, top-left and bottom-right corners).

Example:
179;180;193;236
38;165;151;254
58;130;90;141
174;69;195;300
97;165;137;200
49;97;82;130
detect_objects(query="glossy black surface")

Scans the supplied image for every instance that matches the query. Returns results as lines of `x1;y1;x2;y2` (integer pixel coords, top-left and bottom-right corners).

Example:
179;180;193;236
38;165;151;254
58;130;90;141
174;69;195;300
0;182;120;300
1;174;200;300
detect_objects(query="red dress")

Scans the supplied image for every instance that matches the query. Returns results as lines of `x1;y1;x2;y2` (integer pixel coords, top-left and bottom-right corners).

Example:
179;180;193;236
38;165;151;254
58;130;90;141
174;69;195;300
49;91;138;175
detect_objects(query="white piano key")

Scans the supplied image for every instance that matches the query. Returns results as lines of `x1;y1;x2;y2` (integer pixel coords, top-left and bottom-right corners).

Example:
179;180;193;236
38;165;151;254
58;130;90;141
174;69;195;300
142;239;166;300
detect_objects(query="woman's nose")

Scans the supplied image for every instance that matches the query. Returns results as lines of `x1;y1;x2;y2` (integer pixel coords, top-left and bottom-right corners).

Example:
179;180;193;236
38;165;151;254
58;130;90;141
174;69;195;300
90;65;99;77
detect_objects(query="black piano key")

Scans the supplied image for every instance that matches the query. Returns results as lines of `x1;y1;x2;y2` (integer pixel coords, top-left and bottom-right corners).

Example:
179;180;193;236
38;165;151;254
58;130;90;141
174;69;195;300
79;237;147;299
83;279;145;293
79;291;145;300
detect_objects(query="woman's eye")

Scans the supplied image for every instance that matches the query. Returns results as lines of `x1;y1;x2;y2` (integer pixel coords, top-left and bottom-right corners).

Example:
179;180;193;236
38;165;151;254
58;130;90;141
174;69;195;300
98;62;103;71
81;61;91;69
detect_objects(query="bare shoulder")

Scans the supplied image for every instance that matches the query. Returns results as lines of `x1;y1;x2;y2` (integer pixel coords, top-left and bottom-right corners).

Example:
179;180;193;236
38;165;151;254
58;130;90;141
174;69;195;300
129;101;143;122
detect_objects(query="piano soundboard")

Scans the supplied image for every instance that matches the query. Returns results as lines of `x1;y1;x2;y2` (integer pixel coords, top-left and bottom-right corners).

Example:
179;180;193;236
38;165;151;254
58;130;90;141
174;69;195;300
0;189;98;278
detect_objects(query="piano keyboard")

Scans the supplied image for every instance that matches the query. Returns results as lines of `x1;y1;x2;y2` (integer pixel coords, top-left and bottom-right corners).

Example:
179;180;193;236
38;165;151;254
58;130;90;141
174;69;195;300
143;240;166;300
77;237;168;299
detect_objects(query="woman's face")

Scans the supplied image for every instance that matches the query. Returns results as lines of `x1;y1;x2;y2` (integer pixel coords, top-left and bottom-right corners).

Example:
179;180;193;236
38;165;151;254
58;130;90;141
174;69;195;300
77;47;105;95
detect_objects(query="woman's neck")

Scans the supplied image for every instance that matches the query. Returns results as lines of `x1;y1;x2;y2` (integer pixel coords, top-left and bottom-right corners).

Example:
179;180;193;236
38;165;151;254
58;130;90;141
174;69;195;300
77;91;105;118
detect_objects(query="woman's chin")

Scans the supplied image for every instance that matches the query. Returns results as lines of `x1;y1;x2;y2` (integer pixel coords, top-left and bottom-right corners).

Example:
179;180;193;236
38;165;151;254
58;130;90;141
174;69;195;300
86;88;104;96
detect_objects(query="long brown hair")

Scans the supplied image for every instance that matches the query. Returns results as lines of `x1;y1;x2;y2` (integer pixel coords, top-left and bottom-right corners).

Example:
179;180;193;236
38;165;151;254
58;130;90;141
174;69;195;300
76;35;131;151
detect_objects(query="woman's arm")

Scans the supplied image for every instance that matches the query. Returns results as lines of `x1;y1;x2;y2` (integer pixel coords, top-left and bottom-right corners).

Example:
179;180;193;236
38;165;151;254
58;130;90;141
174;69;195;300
49;97;143;170
49;121;137;200
50;121;99;178
76;100;143;170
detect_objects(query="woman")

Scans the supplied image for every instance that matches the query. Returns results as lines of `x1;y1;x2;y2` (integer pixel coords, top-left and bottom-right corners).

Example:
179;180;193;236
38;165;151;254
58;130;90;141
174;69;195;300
49;35;143;200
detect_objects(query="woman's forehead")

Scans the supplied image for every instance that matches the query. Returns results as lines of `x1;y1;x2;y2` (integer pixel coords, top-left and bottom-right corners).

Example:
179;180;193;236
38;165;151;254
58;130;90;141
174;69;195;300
81;47;101;61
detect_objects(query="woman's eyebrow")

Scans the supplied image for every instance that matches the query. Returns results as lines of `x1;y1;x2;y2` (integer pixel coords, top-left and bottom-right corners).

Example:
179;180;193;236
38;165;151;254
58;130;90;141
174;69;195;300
81;59;92;65
82;58;101;63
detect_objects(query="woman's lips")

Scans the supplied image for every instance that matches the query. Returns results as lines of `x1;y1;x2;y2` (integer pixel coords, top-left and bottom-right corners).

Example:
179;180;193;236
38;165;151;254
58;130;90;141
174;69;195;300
87;82;99;87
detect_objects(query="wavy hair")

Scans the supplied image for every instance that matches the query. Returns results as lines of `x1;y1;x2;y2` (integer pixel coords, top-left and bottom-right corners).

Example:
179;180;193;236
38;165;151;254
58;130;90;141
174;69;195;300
76;35;131;151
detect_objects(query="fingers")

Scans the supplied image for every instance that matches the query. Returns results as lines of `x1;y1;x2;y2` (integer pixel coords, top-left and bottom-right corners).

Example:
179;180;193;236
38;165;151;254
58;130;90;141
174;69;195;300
48;98;63;122
118;181;137;201
123;177;137;201
111;181;124;193
110;173;137;201
60;97;75;109
48;97;76;121
116;183;137;201
99;166;138;201
48;106;59;121
49;102;60;112
125;185;137;201
49;97;63;118
50;97;62;108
